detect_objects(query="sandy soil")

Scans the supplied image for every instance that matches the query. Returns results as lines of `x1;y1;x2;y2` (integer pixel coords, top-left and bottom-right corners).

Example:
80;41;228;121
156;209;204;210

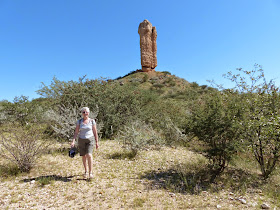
0;140;276;209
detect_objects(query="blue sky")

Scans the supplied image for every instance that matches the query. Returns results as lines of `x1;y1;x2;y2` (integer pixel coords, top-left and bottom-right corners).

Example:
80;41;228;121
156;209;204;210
1;0;280;101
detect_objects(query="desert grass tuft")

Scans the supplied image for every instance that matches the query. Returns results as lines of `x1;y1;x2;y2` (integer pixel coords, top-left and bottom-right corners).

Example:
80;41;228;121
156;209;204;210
107;150;137;160
0;163;21;179
36;176;55;187
132;197;146;207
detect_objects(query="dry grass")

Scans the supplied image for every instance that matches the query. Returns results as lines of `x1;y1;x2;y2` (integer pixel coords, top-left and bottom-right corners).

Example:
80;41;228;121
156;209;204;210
0;140;278;209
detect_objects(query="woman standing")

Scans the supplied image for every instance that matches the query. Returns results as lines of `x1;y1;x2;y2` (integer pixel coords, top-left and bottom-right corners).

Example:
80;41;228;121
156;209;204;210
71;107;99;179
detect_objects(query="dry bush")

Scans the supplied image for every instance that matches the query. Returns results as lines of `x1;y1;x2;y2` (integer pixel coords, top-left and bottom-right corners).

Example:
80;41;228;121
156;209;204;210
159;117;188;145
0;127;50;172
0;111;7;124
118;120;164;155
44;103;103;140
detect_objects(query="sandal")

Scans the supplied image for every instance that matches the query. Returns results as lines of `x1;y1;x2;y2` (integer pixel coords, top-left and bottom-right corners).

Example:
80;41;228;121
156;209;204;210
83;172;88;179
89;173;93;179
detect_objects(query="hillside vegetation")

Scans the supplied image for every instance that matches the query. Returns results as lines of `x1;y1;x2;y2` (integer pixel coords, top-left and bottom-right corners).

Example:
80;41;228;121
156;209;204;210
0;66;280;209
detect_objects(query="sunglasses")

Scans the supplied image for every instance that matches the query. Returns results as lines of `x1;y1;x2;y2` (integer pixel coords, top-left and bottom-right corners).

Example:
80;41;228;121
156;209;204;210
82;111;88;114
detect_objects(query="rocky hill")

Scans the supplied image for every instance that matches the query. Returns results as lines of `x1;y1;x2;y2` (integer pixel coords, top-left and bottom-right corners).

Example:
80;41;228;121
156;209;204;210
113;70;190;96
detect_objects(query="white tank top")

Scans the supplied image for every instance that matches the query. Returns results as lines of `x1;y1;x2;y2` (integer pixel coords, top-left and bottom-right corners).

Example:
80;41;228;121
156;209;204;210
77;118;96;139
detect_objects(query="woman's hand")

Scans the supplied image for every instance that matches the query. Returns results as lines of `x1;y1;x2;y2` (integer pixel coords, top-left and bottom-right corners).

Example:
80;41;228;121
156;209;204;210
96;142;99;150
70;140;75;148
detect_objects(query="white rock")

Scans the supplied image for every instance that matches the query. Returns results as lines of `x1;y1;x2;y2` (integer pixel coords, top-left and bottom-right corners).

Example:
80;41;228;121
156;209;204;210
250;202;258;207
261;203;270;209
239;198;246;204
30;180;35;184
217;204;222;209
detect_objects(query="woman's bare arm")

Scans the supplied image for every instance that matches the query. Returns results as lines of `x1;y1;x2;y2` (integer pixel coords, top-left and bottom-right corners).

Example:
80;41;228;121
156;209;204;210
71;124;80;147
92;124;99;149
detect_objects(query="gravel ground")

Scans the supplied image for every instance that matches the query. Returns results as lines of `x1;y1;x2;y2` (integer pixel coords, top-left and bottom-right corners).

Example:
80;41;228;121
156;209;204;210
0;140;277;209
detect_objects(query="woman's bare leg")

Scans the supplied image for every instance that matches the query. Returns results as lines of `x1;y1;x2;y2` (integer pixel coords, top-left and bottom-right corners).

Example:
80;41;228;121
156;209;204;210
86;153;93;174
82;155;87;173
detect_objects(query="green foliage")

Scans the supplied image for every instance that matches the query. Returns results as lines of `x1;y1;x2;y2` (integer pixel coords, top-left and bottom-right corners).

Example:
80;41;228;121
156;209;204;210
142;73;149;83
224;65;280;179
34;68;280;180
161;71;171;75
36;176;54;187
138;96;189;145
107;150;137;160
163;77;176;87
0;163;21;178
0;100;8;124
93;83;157;137
190;82;200;88
37;76;158;138
0;96;45;126
187;90;244;174
152;83;164;89
141;157;210;195
114;70;139;80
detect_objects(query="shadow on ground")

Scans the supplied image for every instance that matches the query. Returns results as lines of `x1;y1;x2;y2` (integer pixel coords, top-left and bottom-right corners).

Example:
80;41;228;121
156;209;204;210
140;164;261;195
107;150;137;160
22;175;77;183
46;146;79;155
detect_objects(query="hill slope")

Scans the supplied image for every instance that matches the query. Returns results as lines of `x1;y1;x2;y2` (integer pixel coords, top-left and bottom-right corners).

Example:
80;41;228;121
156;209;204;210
114;70;190;96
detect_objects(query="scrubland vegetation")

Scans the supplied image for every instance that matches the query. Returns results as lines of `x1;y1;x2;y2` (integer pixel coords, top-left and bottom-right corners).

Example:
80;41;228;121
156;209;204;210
1;65;280;209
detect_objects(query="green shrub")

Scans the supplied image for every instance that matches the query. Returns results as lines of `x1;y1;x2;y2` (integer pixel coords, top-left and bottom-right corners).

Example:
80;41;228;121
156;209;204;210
224;65;280;179
37;176;54;186
37;77;159;138
152;83;164;89
161;71;171;75
0;163;21;178
142;73;149;83
128;78;142;84
187;90;244;175
138;97;189;146
0;96;46;126
164;77;176;87
190;82;200;88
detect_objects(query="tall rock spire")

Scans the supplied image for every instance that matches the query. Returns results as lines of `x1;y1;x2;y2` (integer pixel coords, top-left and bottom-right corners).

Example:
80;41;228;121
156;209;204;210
138;20;157;72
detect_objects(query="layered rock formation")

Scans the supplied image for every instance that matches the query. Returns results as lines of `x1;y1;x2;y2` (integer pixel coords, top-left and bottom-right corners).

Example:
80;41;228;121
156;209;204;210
138;20;157;72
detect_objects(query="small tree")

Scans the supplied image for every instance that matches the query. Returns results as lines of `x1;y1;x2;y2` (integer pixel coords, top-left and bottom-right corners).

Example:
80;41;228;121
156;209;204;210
0;127;50;172
37;76;157;138
187;90;243;175
0;100;7;125
0;96;46;126
224;65;280;179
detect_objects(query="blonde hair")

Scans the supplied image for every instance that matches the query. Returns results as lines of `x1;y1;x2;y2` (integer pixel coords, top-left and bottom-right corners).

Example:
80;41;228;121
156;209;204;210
81;107;90;113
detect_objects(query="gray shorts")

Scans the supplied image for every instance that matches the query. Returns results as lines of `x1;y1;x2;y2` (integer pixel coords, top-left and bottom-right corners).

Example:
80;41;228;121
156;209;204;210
78;137;94;156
